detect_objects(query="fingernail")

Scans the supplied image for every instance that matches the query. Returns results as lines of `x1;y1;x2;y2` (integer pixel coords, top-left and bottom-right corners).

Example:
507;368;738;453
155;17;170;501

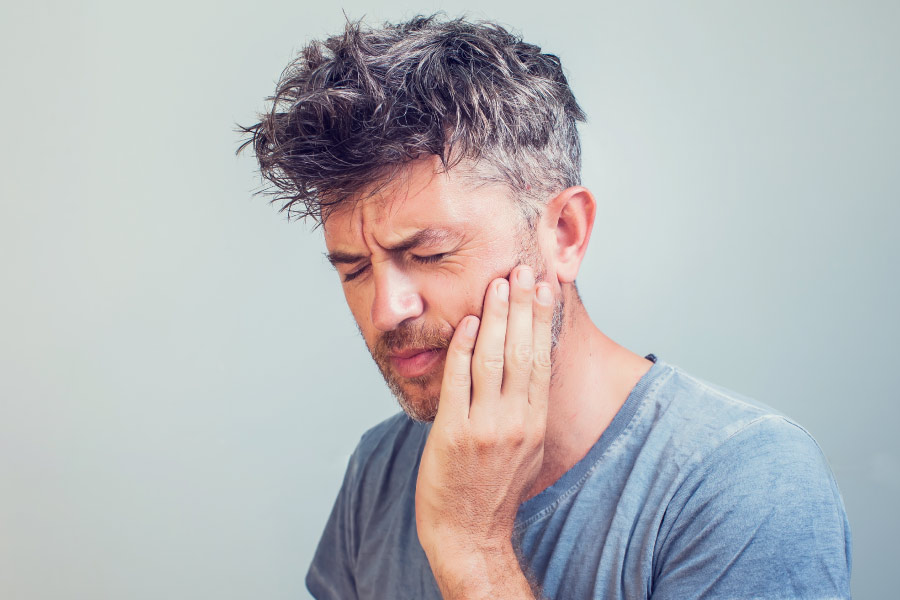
497;280;509;301
464;316;480;337
536;284;553;305
517;267;534;289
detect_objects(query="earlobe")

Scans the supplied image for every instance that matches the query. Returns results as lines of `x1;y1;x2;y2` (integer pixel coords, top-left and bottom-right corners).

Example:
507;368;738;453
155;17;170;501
548;187;596;284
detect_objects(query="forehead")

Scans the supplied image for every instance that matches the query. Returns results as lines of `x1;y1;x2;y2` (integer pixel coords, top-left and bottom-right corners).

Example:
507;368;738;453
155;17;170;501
323;158;517;247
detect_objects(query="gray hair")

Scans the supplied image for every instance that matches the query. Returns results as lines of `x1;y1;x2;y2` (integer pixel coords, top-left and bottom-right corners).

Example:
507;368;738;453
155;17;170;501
238;14;586;227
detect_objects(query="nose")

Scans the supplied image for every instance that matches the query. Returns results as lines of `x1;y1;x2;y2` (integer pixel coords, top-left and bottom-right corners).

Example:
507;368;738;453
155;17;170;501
370;260;424;332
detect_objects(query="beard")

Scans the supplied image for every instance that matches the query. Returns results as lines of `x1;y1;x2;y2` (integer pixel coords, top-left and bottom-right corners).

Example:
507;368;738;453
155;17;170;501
367;319;452;423
361;229;566;423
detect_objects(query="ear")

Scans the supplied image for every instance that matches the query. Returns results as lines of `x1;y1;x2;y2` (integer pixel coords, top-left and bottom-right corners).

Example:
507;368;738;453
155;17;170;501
543;186;596;284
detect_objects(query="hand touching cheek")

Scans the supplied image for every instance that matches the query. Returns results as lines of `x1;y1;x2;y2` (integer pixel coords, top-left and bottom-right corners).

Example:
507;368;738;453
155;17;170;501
415;265;554;599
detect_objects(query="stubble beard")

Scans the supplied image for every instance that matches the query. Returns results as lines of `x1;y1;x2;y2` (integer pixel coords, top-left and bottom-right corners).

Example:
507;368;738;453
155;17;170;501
363;229;566;423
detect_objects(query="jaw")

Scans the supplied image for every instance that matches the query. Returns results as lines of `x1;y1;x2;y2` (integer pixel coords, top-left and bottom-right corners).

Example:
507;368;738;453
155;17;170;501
378;355;446;423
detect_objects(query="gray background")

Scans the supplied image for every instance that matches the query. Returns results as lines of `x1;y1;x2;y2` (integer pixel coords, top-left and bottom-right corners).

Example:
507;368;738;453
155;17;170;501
1;1;896;598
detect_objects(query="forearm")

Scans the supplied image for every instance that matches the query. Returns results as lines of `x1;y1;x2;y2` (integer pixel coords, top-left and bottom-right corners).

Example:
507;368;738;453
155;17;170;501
429;541;540;600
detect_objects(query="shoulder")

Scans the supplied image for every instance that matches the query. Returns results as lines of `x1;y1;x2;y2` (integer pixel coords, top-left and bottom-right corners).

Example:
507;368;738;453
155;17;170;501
637;362;810;472
665;409;847;526
345;411;430;502
646;363;852;598
306;411;429;596
654;362;843;487
356;410;424;456
354;410;429;467
651;362;787;432
649;361;848;536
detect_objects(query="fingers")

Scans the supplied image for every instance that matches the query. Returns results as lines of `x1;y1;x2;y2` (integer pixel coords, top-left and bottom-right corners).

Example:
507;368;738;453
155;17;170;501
501;266;535;398
470;279;510;400
465;265;554;420
436;315;480;425
529;282;554;415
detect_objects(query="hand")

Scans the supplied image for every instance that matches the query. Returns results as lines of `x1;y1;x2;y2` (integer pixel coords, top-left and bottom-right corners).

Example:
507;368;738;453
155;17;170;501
414;264;555;598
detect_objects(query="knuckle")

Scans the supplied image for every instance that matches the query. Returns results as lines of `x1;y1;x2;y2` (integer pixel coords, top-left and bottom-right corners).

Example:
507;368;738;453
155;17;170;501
472;423;499;449
448;371;470;389
479;352;505;372
474;436;493;453
441;426;465;451
452;344;472;359
512;290;533;306
507;342;532;368
474;363;503;387
491;298;510;317
533;348;552;370
504;422;527;445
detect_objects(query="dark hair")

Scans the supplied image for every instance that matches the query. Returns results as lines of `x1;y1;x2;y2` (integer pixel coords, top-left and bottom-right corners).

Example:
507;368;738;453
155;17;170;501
238;14;586;226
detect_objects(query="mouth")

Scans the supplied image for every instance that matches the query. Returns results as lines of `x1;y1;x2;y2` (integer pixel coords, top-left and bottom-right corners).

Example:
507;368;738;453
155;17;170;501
388;347;446;379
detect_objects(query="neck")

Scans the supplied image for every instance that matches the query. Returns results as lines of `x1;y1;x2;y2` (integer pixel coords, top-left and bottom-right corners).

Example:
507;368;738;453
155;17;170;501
525;286;654;500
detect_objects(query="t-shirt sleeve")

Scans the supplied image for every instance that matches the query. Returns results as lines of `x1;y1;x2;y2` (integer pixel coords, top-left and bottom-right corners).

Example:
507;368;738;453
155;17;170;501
305;447;362;600
650;416;852;599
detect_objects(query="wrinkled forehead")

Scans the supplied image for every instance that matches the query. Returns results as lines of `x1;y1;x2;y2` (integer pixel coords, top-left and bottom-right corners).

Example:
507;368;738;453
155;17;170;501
322;157;516;244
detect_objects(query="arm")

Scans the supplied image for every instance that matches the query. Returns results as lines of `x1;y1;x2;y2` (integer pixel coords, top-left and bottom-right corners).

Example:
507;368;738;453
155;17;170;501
415;265;554;599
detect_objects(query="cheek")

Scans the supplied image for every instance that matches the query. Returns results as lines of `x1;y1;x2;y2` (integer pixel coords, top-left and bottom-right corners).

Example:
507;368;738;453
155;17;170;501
435;272;498;322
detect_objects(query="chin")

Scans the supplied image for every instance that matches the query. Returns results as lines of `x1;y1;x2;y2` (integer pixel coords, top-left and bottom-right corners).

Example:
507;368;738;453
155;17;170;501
400;403;439;424
372;350;445;422
388;378;441;423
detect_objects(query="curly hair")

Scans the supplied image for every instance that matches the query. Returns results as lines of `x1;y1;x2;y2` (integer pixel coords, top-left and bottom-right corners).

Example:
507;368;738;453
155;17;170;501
238;14;586;227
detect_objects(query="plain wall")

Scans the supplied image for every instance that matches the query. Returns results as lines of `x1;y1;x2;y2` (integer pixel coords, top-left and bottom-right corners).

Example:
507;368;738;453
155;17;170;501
1;1;897;598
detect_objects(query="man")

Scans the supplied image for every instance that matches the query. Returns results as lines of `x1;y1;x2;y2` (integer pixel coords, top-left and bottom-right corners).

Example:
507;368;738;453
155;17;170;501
240;15;851;599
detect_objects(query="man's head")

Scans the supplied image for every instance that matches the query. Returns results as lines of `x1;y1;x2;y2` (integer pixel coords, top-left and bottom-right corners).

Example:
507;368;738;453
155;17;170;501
241;15;592;421
321;158;570;421
240;14;585;226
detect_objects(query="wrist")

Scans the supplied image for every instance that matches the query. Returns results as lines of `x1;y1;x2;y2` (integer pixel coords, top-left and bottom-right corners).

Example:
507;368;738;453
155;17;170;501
427;540;534;600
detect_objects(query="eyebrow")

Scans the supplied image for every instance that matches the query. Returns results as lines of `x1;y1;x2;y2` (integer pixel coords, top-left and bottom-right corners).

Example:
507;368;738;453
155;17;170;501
324;227;465;268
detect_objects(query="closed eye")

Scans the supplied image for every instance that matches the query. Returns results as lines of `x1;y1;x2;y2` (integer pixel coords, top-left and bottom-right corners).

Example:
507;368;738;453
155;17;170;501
409;253;447;264
342;264;369;283
342;252;448;283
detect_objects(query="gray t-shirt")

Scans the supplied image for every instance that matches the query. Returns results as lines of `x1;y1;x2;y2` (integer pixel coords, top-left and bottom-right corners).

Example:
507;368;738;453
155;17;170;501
306;358;852;599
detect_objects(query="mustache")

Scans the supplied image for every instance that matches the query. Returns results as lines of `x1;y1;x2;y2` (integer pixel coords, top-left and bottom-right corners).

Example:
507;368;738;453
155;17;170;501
373;321;454;360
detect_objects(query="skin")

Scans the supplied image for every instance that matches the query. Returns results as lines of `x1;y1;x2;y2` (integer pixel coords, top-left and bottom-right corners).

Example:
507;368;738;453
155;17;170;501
323;156;654;598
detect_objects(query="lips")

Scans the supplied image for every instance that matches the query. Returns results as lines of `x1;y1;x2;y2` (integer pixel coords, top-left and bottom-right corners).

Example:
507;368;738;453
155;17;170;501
390;347;438;359
388;347;446;378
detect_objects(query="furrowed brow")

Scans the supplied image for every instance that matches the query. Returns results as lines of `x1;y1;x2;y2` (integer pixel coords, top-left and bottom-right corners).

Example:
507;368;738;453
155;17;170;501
324;227;464;268
324;250;365;267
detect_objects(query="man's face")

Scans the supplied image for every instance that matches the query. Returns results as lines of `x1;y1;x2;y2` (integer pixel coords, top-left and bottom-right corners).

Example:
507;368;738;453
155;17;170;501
323;158;563;422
